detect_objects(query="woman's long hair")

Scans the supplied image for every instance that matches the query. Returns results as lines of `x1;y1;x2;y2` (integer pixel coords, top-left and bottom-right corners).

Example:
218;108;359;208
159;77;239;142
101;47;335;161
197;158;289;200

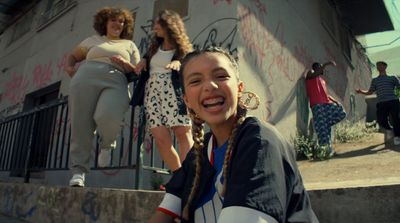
146;10;193;60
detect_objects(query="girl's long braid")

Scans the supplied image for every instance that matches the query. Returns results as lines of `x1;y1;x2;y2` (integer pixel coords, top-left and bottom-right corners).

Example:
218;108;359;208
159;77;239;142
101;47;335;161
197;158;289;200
180;46;243;220
182;112;205;220
221;105;247;197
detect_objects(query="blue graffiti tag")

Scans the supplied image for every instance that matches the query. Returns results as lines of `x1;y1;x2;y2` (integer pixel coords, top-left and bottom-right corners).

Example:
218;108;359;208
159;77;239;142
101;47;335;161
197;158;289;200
81;192;100;221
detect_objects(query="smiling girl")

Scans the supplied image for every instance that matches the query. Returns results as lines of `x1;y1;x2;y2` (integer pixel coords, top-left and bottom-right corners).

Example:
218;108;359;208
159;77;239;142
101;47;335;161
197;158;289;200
65;7;140;187
147;47;318;223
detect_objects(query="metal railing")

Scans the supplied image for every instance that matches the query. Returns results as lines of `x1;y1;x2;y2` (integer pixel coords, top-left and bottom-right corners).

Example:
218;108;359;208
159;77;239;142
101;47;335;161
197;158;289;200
0;94;170;188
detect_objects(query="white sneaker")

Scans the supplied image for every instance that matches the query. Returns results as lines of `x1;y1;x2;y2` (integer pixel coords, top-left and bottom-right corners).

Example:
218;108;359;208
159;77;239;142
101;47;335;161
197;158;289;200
385;130;394;142
98;149;112;167
69;173;85;187
394;137;400;146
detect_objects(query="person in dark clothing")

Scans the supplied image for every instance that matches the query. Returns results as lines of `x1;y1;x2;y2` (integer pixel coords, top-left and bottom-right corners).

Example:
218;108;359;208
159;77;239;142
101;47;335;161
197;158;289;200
356;61;400;145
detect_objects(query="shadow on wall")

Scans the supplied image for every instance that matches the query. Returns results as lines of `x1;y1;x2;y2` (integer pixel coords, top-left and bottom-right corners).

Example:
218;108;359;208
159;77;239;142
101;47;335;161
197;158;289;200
268;76;310;136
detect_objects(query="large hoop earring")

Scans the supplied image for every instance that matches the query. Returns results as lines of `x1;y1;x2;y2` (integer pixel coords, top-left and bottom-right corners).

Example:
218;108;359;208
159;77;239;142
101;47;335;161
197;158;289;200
238;91;260;110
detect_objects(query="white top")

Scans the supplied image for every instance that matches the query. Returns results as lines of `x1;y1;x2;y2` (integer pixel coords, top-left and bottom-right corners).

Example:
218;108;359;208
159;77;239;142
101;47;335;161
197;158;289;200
150;47;175;74
78;35;140;72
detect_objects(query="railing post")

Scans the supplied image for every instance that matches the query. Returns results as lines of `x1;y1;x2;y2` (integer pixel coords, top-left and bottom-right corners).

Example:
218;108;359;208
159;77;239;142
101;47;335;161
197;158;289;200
24;113;37;183
134;106;145;189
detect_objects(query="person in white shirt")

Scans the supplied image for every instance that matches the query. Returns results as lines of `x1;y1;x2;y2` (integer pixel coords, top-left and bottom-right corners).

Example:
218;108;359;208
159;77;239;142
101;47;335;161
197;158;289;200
64;7;140;187
132;10;193;172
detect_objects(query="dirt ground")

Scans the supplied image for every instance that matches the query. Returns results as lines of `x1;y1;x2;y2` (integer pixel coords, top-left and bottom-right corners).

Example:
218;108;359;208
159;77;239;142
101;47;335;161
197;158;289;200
297;132;400;189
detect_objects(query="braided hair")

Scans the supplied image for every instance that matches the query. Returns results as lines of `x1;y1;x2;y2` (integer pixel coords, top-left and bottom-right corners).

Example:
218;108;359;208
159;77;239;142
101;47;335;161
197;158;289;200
180;47;247;220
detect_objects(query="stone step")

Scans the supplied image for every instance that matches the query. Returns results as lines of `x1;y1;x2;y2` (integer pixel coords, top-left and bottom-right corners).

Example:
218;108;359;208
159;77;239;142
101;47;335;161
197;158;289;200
0;182;399;223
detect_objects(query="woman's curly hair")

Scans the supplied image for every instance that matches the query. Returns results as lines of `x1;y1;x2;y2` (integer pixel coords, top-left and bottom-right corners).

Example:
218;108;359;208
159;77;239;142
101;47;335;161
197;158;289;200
146;10;193;60
93;7;134;40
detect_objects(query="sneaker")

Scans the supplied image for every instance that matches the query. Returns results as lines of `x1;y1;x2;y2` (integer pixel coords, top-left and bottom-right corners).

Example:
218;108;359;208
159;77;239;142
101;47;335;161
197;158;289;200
385;130;394;142
394;137;400;146
69;173;85;187
98;149;111;167
315;144;335;160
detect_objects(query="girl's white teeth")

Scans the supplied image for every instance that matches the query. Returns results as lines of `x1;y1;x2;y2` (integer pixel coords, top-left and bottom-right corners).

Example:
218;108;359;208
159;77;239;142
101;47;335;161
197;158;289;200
203;97;224;108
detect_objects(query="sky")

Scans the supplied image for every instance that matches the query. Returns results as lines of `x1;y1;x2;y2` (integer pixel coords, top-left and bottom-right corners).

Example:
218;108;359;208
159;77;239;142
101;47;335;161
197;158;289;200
357;0;400;75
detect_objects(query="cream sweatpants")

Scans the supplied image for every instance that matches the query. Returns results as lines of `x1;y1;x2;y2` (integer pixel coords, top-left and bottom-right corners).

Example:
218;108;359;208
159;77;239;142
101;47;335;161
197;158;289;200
69;61;129;174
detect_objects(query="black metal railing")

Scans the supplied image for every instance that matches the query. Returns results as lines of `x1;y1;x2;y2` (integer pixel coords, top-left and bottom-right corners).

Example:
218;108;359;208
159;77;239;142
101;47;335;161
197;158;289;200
0;96;170;189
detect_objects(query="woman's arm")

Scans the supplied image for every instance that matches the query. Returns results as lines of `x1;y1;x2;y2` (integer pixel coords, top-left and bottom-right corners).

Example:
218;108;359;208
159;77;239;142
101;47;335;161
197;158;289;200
355;88;374;95
133;59;147;74
64;46;86;77
147;210;176;223
110;55;138;73
322;60;336;69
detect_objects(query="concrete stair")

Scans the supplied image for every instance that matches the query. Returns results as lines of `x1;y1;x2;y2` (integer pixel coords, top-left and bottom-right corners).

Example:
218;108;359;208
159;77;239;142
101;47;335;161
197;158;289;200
1;181;399;223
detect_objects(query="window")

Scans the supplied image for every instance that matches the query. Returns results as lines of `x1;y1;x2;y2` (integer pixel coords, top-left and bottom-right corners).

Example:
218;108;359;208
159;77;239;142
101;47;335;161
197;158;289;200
153;0;189;19
37;0;77;31
340;26;352;62
320;0;339;43
8;11;33;44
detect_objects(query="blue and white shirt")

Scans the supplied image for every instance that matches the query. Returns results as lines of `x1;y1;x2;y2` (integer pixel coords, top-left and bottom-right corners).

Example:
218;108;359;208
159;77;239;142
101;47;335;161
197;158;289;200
369;75;400;103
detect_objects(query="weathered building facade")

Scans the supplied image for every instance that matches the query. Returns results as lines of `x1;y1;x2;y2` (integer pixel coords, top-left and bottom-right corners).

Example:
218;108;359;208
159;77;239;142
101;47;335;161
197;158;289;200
0;0;390;188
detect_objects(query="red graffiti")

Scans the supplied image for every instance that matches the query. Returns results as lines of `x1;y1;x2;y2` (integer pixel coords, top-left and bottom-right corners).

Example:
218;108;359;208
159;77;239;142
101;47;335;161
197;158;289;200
56;53;68;76
267;22;293;81
32;61;53;88
239;4;271;70
3;72;29;104
293;41;314;70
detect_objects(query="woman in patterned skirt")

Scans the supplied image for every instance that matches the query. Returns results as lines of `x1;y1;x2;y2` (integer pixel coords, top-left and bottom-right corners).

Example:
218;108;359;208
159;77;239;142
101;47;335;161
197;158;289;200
132;10;193;171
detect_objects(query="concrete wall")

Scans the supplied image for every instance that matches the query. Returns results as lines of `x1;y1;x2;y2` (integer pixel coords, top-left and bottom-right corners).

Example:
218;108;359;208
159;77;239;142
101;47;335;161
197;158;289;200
0;182;399;223
0;0;373;188
0;0;372;133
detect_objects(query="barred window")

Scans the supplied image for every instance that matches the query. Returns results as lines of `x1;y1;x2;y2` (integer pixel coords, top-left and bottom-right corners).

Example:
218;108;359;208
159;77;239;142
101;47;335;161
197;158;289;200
320;0;339;43
8;11;33;44
37;0;77;31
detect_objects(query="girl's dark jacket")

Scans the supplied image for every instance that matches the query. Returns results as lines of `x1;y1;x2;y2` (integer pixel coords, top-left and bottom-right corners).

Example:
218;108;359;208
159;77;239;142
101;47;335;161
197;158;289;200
164;117;319;223
129;54;187;115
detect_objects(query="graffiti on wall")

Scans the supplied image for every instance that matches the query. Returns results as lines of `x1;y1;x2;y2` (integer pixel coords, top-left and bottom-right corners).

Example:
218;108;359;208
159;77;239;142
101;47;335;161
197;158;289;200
192;18;239;57
137;19;153;55
81;191;101;221
3;72;29;104
15;191;37;218
238;2;314;120
2;53;70;106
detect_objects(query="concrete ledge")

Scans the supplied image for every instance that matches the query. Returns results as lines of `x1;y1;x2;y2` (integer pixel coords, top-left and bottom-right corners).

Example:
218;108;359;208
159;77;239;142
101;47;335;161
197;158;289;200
0;182;163;223
310;184;400;223
1;182;399;223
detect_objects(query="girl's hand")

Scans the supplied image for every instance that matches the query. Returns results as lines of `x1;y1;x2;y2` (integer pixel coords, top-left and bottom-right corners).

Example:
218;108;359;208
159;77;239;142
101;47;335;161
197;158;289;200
64;66;77;78
111;55;129;67
166;60;181;71
134;60;147;74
